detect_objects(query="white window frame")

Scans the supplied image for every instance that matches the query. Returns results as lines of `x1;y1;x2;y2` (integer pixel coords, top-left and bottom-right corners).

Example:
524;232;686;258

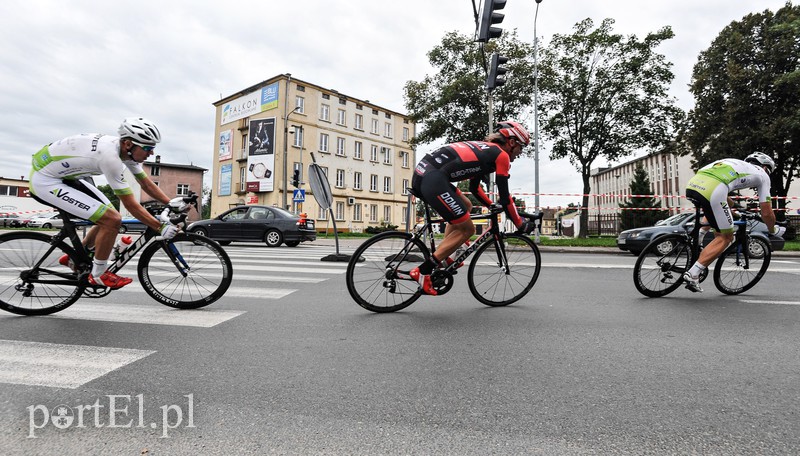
320;103;330;121
382;147;391;165
383;176;392;193
239;167;246;192
335;201;345;221
354;172;362;190
369;204;378;222
319;133;329;153
370;145;378;162
355;114;363;130
384;122;392;138
370;174;378;192
336;169;345;188
318;203;328;220
402;179;409;195
293;126;303;147
337;109;346;126
383;205;391;223
295;96;305;114
353;203;362;221
177;184;190;196
336;137;346;156
403;127;409;141
371;118;379;134
354;141;363;159
401;151;409;168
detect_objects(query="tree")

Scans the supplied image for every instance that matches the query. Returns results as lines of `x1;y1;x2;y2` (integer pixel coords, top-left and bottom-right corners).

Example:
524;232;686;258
681;3;800;217
97;185;120;210
538;18;684;237
202;184;212;219
618;165;669;230
404;30;535;146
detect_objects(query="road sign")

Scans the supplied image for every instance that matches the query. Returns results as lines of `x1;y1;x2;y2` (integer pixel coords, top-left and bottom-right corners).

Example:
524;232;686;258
307;163;332;210
292;189;306;202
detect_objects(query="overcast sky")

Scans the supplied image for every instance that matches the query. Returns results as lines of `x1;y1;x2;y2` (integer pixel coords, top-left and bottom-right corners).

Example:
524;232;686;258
0;0;791;208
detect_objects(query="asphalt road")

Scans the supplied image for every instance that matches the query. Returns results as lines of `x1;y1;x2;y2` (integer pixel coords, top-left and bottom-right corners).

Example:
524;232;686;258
1;241;799;455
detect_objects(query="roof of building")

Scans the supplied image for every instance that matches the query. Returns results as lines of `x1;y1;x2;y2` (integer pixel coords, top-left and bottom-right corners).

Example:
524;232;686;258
143;159;207;172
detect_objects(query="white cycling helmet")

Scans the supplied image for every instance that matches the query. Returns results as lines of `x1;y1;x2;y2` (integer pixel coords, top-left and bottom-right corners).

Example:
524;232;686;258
744;151;775;174
118;117;161;147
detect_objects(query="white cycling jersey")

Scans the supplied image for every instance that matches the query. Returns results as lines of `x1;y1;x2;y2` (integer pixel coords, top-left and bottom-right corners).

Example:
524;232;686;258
29;134;147;222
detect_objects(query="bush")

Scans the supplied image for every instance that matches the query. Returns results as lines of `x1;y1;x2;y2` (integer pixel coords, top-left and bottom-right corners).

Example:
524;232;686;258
365;223;398;234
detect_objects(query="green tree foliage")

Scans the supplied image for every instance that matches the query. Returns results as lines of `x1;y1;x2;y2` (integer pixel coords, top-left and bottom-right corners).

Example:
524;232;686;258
682;3;800;215
202;184;212;219
97;185;120;210
404;30;535;146
538;18;684;237
618;165;669;230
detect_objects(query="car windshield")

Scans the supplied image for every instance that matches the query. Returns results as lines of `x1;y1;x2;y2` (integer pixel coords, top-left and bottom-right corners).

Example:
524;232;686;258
656;213;692;227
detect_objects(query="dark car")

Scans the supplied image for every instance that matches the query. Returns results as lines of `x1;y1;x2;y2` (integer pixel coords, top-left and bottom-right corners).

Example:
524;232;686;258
187;205;316;247
617;212;784;255
118;219;148;233
0;213;26;228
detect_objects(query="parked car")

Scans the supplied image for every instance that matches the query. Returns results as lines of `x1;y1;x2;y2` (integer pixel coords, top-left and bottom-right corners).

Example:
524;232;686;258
617;212;784;255
27;212;64;229
0;213;27;228
187;205;316;247
118;219;148;233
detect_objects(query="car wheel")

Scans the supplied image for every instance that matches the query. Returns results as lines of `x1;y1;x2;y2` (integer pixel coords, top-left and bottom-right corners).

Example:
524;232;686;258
42;223;52;229
654;239;674;255
264;230;283;247
284;240;300;247
192;228;208;237
118;225;128;234
748;238;767;259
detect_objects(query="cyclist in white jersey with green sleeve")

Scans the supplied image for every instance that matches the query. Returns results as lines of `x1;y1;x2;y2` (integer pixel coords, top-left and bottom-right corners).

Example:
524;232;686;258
682;152;786;292
28;117;187;289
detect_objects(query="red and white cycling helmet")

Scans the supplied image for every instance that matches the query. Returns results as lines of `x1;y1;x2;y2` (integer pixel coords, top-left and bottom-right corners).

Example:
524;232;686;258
495;120;531;146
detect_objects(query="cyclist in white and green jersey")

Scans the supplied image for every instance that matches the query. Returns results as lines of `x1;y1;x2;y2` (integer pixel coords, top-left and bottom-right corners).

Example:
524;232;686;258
29;117;186;289
683;152;786;292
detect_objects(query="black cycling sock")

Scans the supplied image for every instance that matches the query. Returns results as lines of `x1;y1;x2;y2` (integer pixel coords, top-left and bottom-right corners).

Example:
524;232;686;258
418;257;439;275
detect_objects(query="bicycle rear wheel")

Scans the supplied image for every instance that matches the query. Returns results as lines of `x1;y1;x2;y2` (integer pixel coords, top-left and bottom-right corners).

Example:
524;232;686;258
713;237;771;295
346;231;428;313
0;232;85;315
633;234;692;297
138;233;233;309
467;233;541;307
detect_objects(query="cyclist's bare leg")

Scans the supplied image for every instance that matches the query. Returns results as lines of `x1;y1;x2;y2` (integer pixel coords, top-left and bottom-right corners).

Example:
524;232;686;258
697;231;734;268
435;194;474;262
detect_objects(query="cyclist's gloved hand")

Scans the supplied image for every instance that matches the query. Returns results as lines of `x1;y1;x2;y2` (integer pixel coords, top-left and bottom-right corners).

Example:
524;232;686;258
516;219;535;235
771;225;787;238
168;197;190;213
159;222;179;240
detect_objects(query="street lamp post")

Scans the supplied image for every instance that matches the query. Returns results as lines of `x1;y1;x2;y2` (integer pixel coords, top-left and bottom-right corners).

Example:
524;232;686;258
282;106;301;209
533;0;542;215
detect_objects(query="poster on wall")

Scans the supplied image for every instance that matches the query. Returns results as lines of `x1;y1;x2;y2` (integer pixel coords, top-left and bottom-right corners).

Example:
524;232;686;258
246;117;275;192
218;129;233;161
220;81;280;125
219;163;232;196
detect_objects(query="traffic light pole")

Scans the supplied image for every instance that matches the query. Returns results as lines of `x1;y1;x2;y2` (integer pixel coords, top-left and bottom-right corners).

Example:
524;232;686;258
487;89;495;198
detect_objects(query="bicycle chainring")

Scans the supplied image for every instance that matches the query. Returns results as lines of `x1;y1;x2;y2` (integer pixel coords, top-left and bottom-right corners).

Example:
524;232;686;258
431;269;454;295
83;286;112;298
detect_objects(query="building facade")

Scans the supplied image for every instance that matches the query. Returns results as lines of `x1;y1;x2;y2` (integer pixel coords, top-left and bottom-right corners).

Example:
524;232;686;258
211;74;416;233
122;155;206;223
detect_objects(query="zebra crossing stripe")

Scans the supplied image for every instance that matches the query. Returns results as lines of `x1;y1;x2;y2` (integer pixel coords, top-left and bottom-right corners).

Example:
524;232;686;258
19;303;246;327
0;340;155;389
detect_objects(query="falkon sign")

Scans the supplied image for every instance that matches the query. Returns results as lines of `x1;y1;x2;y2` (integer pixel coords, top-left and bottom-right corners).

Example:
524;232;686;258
220;82;280;125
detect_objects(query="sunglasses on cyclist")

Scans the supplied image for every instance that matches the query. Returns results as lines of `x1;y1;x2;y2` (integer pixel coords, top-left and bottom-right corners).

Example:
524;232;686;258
136;144;155;152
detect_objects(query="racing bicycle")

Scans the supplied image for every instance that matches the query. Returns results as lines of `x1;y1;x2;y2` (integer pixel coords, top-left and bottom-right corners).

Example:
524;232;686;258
633;207;775;297
0;193;233;315
346;191;543;312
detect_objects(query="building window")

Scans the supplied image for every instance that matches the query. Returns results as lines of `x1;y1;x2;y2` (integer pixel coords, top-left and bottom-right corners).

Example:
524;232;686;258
353;203;362;221
354;141;363;159
335;201;345;221
383;205;391;223
318;203;328;220
322;93;330;100
319;133;329;153
403;127;409;141
370;145;378;162
401;206;408;224
402;179;409;195
401;151;409;168
384;122;392;138
297;85;305;92
0;185;14;196
371;118;379;134
337;109;346;126
177;184;190;196
320;103;330;121
369;204;378;222
336;137;346;156
354;172;362;190
150;165;160;176
336;169;345;188
239;167;246;192
355;114;363;130
383;176;392;193
293;126;303;147
295;96;305;114
339;97;347;105
370;174;378;192
382;147;391;165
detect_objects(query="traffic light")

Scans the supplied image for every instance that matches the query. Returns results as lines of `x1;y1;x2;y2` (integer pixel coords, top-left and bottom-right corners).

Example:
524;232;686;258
486;53;508;91
477;0;507;42
291;169;300;188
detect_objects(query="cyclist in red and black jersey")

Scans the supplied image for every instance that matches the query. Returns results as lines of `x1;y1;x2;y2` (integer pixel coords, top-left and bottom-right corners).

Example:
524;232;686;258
410;120;535;295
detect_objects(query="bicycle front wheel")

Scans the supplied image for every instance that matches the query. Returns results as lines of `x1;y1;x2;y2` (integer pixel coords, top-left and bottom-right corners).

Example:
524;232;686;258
138;233;233;309
0;232;85;315
467;233;541;307
346;231;429;313
713;237;771;295
633;234;692;298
